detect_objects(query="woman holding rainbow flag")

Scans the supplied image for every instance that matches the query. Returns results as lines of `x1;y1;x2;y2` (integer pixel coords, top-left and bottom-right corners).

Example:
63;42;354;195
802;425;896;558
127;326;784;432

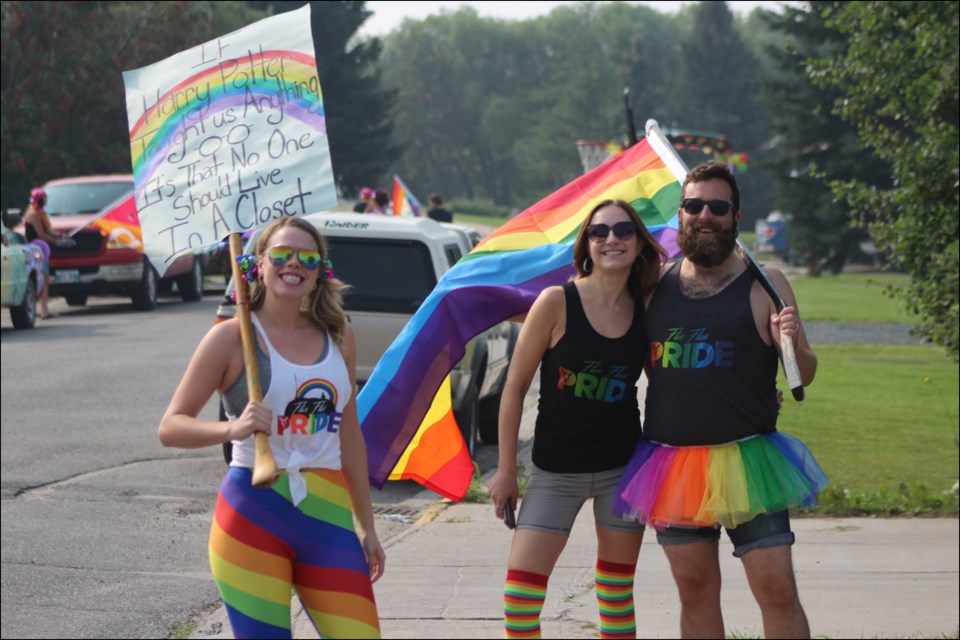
488;199;666;639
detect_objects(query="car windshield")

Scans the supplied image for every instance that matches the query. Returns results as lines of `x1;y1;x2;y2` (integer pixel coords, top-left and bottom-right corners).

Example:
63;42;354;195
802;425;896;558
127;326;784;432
44;181;133;216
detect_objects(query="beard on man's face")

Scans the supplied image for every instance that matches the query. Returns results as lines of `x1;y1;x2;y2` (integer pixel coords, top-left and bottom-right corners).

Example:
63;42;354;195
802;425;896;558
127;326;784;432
677;218;739;267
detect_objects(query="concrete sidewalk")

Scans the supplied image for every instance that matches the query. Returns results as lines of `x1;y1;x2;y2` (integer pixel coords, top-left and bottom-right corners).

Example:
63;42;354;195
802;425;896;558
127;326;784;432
190;490;959;639
367;503;958;639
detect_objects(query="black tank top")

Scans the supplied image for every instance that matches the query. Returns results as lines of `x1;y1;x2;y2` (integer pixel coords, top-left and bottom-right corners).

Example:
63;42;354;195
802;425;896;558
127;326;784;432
24;207;49;242
532;281;646;473
24;220;41;242
643;261;778;446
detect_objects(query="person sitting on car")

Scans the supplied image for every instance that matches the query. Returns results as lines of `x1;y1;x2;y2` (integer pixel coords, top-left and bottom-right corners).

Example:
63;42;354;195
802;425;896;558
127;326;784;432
23;187;72;319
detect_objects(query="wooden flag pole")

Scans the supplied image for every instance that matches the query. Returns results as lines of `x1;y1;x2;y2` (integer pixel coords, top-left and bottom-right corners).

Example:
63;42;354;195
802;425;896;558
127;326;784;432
228;233;280;487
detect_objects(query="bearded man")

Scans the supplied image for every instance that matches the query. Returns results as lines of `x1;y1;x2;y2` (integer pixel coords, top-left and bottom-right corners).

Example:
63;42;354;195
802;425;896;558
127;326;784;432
614;160;823;639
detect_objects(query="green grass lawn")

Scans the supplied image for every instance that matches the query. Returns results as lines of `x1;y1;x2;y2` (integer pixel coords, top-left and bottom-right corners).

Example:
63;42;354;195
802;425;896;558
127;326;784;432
775;271;958;514
787;272;913;324
778;344;958;503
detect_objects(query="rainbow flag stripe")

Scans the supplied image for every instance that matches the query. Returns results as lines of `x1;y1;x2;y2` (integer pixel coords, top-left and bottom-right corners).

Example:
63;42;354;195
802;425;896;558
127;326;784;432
388;375;473;501
359;138;683;487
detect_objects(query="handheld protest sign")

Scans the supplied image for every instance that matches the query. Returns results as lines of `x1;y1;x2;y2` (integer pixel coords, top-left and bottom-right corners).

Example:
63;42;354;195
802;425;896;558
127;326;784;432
123;6;338;487
645;119;805;401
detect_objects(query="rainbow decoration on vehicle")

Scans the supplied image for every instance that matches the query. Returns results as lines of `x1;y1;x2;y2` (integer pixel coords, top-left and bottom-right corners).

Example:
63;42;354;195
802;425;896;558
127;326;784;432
391;175;424;217
88;193;143;250
127;48;325;193
359;136;684;489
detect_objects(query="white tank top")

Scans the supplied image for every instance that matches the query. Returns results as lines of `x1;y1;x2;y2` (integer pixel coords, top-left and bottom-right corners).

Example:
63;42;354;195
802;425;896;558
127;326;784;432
229;313;351;505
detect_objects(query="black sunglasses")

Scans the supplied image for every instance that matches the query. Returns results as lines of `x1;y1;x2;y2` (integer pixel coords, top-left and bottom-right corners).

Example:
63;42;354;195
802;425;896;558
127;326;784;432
680;198;734;216
586;221;638;242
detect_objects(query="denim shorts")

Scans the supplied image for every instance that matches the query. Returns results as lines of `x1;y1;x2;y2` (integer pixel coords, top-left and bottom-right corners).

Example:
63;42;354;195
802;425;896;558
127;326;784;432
517;464;644;535
656;510;795;558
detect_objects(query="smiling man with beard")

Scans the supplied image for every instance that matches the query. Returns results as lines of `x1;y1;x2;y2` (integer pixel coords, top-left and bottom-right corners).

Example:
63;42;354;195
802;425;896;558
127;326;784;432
613;161;823;639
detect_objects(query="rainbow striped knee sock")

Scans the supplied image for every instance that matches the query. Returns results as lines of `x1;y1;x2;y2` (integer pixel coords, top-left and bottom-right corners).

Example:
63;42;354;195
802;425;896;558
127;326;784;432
504;569;548;639
595;558;636;639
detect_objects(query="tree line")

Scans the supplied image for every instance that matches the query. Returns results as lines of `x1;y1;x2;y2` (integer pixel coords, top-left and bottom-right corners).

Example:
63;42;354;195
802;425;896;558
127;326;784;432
1;1;956;358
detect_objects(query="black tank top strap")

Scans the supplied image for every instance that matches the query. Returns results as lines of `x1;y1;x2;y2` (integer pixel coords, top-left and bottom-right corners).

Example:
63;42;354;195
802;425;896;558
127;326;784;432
562;281;589;338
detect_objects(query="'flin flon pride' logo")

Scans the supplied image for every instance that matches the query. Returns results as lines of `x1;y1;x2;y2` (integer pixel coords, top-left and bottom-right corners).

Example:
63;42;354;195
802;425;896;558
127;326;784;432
277;379;342;435
558;361;629;403
650;327;734;369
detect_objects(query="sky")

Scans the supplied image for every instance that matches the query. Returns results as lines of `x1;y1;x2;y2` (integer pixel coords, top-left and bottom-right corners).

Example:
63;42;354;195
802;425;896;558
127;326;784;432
359;1;792;37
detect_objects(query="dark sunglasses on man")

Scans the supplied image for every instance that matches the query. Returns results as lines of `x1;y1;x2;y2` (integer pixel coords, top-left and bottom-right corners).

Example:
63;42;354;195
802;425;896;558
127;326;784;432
680;198;734;216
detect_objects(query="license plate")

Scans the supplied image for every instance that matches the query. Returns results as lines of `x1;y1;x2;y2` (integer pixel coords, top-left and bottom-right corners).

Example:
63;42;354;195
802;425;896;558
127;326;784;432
54;269;80;284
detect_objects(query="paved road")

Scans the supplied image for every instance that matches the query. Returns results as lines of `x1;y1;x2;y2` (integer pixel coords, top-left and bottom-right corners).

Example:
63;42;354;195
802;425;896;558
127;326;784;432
0;293;432;639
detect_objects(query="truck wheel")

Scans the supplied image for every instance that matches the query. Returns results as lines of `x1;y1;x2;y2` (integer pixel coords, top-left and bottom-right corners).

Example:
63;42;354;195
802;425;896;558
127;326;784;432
455;383;480;458
10;278;37;329
64;294;88;307
478;393;501;445
131;260;158;311
178;257;204;302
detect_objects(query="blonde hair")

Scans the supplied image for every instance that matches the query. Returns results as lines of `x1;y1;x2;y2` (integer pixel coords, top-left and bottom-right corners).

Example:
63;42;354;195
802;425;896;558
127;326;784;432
246;217;350;347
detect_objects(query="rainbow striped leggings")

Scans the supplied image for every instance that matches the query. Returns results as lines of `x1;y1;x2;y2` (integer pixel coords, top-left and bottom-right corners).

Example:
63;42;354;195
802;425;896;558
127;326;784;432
209;466;381;639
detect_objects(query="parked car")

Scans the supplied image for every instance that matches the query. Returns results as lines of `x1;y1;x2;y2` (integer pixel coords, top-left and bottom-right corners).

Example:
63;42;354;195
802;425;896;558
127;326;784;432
216;212;518;459
12;175;208;311
1;225;45;329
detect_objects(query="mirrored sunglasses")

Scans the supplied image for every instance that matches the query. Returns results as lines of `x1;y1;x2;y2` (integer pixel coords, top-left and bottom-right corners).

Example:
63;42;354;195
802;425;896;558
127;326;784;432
266;246;323;270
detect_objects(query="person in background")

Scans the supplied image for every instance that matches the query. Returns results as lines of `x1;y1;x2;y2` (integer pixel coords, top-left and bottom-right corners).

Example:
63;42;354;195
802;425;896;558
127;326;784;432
366;189;391;214
158;216;384;638
487;200;666;639
23;187;72;319
354;187;376;213
426;193;453;222
614;160;823;639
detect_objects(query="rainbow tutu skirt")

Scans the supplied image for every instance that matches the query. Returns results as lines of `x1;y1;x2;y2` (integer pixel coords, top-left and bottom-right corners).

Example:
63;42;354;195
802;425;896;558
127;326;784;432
613;432;829;530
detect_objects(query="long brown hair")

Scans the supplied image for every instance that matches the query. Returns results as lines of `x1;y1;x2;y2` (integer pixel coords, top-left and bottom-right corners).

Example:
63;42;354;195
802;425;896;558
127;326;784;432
571;199;667;300
247;217;349;347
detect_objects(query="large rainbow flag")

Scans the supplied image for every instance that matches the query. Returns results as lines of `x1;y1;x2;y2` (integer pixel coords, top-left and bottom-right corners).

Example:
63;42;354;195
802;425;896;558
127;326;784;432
359;135;684;489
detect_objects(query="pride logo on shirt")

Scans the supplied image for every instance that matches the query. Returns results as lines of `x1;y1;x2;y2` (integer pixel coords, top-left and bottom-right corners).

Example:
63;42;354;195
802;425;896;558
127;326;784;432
557;361;629;403
650;327;734;369
276;378;343;435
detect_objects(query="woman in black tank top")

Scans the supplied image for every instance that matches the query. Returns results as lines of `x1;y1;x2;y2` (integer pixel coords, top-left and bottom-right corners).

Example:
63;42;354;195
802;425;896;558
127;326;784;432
487;199;666;638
